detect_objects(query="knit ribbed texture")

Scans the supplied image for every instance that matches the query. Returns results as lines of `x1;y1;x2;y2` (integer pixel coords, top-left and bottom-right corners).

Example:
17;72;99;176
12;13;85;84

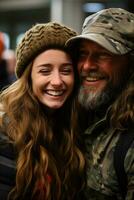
15;22;77;78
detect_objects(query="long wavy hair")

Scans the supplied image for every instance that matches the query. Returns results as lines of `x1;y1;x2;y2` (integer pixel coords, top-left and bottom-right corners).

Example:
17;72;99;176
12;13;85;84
0;55;85;200
110;55;134;130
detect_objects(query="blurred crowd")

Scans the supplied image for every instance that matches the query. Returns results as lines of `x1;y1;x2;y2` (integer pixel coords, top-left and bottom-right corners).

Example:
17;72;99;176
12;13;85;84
0;32;16;91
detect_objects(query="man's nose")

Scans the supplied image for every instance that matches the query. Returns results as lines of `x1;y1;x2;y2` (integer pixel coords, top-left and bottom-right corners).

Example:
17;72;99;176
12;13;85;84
82;55;98;71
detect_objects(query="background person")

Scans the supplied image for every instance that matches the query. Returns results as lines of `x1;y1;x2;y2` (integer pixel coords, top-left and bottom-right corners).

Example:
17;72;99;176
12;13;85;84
0;22;85;200
2;49;16;84
67;8;134;200
0;32;10;91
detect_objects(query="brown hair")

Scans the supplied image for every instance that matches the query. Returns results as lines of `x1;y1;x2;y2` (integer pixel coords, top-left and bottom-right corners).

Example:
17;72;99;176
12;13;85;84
0;53;85;200
110;70;134;130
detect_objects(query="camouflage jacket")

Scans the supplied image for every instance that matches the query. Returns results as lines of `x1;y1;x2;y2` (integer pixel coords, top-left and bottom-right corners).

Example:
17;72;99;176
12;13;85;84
84;114;134;200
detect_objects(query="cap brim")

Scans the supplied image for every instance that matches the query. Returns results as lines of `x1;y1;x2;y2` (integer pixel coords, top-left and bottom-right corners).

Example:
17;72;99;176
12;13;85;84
66;33;123;55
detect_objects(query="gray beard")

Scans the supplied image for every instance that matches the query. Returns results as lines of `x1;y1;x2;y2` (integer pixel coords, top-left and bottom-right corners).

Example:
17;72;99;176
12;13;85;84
78;63;130;110
78;84;115;110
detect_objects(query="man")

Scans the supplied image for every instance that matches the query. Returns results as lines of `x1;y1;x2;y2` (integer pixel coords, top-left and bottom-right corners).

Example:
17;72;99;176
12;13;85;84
66;8;134;200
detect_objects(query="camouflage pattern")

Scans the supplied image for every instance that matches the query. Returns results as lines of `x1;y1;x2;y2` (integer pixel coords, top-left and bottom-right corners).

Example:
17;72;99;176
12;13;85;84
84;115;134;200
67;8;134;55
66;7;134;199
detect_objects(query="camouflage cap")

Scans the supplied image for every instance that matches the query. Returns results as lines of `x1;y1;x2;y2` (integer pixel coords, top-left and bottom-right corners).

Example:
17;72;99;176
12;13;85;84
66;8;134;55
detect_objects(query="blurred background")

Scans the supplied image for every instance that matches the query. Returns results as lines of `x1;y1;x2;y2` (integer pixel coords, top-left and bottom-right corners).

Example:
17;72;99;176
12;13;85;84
0;0;134;89
0;0;134;50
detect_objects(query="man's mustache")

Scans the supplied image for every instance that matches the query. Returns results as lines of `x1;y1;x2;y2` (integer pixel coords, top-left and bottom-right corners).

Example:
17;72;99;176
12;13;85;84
80;70;108;79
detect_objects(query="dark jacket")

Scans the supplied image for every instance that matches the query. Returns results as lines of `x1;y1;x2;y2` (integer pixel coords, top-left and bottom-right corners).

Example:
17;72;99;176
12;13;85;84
0;132;16;200
0;59;10;91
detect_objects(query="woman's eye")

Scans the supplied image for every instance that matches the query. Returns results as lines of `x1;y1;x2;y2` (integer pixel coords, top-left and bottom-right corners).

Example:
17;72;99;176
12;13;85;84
39;69;51;75
61;67;73;74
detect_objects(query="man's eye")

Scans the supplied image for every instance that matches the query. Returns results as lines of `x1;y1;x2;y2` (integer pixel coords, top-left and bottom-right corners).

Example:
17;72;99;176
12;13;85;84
98;53;112;60
78;51;88;60
79;50;87;56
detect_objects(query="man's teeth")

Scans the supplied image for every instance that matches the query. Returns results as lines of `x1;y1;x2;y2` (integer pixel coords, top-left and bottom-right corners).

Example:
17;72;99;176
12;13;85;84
46;90;64;96
85;77;100;81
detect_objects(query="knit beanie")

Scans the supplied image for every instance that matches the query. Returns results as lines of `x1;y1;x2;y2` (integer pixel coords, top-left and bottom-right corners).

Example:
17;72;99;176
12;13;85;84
15;22;77;78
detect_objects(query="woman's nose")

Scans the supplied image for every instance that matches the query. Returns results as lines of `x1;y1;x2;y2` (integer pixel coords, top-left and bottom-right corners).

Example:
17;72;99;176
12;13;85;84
50;72;63;86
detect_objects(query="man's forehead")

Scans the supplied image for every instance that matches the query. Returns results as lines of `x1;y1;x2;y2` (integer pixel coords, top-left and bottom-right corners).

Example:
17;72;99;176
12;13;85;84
79;39;109;52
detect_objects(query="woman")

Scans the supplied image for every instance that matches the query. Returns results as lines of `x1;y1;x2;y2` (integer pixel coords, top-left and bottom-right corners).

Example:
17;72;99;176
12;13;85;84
0;22;85;200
